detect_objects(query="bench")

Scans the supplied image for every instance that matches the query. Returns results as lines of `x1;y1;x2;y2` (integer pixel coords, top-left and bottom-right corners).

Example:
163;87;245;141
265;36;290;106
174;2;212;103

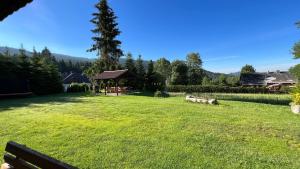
2;141;77;169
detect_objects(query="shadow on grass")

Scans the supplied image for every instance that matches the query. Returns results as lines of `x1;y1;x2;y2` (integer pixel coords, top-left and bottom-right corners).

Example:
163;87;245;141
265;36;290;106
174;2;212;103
220;98;290;106
126;91;155;97
192;93;291;106
0;93;90;111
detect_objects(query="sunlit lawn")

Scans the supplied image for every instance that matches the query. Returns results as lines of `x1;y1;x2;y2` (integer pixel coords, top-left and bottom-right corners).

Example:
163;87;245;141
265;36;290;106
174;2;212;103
0;93;300;168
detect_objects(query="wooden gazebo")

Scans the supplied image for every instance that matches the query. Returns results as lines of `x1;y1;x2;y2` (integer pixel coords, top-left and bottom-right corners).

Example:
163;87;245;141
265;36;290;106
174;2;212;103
0;0;33;21
94;69;128;96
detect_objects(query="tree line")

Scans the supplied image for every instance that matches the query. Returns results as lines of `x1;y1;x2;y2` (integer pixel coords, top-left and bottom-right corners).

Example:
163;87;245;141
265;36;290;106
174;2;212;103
0;47;62;95
290;22;300;80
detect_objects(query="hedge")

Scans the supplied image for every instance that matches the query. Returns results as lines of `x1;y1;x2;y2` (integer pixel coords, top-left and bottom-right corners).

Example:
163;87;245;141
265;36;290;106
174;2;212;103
167;85;270;93
67;83;90;93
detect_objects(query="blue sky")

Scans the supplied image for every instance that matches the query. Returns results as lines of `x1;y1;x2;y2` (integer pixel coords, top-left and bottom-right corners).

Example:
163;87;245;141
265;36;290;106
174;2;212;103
0;0;300;73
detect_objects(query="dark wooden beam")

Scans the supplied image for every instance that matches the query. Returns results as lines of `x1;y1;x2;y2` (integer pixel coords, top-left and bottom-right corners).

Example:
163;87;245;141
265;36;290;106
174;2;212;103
0;0;33;21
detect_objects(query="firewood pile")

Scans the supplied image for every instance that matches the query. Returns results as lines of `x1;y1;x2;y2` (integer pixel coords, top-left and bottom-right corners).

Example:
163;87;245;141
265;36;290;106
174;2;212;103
186;95;218;105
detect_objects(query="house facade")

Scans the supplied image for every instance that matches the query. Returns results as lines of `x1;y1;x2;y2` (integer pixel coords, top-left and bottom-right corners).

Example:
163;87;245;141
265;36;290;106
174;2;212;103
62;72;91;92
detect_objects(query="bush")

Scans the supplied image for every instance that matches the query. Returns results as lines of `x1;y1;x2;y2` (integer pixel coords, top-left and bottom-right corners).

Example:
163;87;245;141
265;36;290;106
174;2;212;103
279;86;292;93
167;85;270;94
67;83;89;93
292;93;300;105
291;85;300;104
154;91;169;98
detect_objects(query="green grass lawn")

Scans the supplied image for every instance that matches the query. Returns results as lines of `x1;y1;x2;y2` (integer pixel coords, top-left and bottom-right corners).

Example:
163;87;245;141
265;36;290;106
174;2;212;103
1;93;300;168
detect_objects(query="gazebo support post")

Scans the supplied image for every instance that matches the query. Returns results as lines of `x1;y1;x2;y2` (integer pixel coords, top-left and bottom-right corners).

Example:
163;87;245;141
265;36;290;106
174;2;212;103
115;79;119;96
104;80;107;95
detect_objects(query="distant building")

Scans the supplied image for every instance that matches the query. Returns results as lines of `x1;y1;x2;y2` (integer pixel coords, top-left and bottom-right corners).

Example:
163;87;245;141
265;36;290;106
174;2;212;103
62;72;91;92
240;71;297;88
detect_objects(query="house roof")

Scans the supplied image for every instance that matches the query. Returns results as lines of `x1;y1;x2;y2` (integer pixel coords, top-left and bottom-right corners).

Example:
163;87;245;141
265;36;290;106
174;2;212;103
266;72;297;84
240;71;297;86
240;73;266;86
0;0;33;21
94;69;128;80
63;73;90;84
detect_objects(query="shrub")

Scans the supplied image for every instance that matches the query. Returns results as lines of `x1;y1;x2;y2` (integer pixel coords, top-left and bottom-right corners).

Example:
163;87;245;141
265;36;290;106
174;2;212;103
291;85;300;104
167;85;270;94
67;83;89;93
292;93;300;105
279;86;292;93
154;91;169;98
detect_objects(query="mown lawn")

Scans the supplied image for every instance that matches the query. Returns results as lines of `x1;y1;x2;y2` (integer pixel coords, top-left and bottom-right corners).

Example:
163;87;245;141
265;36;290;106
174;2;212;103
0;93;300;168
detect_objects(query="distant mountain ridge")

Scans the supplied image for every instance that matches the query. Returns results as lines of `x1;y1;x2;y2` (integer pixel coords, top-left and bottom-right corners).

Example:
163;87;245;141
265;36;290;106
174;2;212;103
0;46;94;62
0;46;234;78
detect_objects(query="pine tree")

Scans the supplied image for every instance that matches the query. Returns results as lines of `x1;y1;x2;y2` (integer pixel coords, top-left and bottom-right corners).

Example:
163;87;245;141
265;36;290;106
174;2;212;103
17;45;31;80
30;48;62;95
145;60;164;91
125;53;136;73
88;0;123;71
136;55;145;89
147;60;154;76
125;53;137;88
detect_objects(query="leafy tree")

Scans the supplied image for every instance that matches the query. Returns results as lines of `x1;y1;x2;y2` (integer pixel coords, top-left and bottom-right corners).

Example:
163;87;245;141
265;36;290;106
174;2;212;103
202;76;212;86
88;0;123;71
186;52;204;85
289;64;300;80
218;74;227;86
226;76;240;86
241;64;255;74
135;55;145;89
293;22;300;58
170;60;188;85
154;57;171;83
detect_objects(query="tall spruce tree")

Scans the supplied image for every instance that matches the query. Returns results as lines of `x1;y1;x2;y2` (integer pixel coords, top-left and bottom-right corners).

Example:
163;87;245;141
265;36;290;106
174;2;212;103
17;45;31;80
136;55;145;89
125;53;137;88
30;47;62;95
88;0;123;71
146;60;165;91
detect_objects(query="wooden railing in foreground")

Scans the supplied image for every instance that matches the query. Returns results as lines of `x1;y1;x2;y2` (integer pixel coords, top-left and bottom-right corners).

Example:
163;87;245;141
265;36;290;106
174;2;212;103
2;141;77;169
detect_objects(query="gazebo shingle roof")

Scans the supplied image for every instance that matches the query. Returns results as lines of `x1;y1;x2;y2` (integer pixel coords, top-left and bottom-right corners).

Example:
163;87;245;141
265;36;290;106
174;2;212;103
0;0;33;21
94;69;128;80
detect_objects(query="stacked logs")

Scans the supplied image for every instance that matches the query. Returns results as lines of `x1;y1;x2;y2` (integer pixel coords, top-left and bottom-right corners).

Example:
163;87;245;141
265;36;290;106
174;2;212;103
186;95;218;105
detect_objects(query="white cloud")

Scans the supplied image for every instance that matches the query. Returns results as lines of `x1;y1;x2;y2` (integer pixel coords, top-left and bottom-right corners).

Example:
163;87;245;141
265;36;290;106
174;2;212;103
203;55;240;62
